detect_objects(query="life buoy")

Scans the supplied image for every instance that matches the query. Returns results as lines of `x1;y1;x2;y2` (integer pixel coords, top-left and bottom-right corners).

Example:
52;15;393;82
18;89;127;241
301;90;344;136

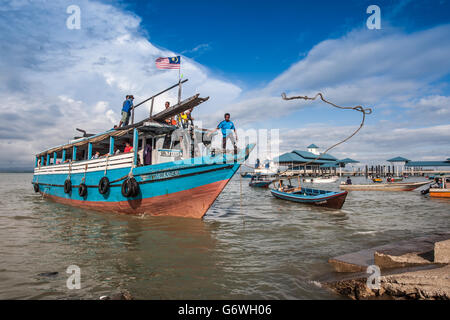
98;177;110;194
78;183;87;197
33;183;39;193
64;179;72;193
121;177;139;197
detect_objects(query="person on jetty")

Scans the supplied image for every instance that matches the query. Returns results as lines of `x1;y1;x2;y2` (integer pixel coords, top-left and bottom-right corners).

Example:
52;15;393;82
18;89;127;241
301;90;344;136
208;113;238;156
164;101;177;126
119;95;134;127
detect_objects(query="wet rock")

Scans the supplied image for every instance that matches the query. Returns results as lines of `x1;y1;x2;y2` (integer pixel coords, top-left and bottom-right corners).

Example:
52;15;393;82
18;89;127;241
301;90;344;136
323;265;450;300
100;291;133;300
37;272;59;277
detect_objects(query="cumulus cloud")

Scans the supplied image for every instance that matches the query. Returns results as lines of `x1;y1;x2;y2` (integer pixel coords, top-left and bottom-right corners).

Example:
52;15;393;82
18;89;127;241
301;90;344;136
0;0;240;168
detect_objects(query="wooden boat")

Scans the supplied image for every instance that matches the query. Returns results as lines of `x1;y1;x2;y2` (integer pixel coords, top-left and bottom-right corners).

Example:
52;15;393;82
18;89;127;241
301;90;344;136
240;172;253;178
270;186;348;209
302;176;339;184
32;80;254;219
387;177;403;182
340;181;430;192
248;175;275;188
428;176;450;198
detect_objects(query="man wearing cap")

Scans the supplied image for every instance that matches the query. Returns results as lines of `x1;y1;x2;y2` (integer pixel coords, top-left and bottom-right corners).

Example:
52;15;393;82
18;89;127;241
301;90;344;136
119;95;134;127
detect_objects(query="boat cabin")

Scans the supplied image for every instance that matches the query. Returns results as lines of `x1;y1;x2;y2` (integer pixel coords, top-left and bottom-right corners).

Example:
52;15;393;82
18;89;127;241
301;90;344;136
34;80;214;171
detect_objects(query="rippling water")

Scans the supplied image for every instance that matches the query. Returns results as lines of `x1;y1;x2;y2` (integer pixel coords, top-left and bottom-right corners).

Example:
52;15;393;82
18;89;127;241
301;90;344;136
0;173;448;299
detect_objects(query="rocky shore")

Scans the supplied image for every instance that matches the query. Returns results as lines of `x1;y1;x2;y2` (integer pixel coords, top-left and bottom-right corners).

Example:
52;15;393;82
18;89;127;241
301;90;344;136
319;232;450;300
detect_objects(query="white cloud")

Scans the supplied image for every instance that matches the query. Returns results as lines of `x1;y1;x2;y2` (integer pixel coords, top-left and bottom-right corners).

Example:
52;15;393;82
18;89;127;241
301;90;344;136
0;0;241;167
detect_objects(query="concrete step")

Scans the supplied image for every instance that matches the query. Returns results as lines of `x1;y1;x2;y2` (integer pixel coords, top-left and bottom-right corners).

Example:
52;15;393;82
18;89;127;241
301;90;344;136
329;232;450;272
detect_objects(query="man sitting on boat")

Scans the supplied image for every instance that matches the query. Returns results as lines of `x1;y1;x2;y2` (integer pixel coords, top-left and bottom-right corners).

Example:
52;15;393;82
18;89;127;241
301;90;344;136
164;101;177;126
208;113;238;158
124;141;133;153
346;176;352;185
119;95;134;127
91;151;100;159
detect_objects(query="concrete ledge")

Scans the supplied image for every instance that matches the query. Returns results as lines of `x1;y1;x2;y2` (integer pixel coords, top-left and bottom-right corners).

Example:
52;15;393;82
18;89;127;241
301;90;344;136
323;264;450;300
435;239;450;263
329;233;450;272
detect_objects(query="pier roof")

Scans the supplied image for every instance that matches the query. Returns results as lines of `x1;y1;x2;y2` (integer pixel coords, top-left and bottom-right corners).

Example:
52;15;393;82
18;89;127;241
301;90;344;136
320;162;339;168
292;150;337;161
406;161;450;167
337;158;359;164
387;156;410;162
275;149;337;164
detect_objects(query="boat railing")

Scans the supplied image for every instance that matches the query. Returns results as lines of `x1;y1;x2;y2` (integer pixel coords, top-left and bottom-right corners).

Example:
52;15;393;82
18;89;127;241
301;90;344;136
35;152;134;175
130;79;189;125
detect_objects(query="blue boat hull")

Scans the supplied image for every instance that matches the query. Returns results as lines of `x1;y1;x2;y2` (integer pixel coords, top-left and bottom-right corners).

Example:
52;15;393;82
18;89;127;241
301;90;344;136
32;145;254;218
270;187;347;209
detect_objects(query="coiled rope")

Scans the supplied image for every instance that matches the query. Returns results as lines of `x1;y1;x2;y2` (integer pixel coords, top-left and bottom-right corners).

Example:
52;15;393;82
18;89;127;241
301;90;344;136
277;92;372;177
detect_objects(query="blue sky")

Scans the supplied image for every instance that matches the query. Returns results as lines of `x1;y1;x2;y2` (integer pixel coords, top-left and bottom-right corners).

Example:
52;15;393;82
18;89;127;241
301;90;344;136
0;0;450;168
121;0;450;85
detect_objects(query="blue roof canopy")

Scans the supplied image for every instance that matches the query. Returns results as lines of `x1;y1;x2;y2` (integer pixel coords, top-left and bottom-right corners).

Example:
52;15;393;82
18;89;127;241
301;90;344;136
337;158;359;164
292;150;337;161
406;161;450;167
275;149;337;164
320;162;339;168
387;156;410;162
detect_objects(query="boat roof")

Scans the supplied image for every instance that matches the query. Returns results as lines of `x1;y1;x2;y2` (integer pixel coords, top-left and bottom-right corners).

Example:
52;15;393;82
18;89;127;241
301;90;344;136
36;93;209;157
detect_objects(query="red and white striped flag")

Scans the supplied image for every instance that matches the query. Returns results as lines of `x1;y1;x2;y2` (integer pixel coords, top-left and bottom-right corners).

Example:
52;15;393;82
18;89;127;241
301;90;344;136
155;56;181;69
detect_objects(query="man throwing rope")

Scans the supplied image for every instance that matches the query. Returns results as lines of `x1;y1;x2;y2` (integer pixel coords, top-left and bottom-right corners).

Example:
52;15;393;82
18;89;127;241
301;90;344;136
208;113;238;158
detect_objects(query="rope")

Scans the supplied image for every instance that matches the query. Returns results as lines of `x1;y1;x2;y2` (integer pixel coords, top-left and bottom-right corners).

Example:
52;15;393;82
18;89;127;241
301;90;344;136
104;154;109;176
277;92;372;179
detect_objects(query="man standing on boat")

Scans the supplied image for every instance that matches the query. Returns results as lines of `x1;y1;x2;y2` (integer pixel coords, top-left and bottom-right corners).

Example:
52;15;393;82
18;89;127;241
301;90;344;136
119;95;134;127
208;113;238;158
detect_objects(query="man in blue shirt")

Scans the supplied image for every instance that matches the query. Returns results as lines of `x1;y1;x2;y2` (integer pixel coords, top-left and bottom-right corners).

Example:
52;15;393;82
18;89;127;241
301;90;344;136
119;95;134;127
208;113;238;158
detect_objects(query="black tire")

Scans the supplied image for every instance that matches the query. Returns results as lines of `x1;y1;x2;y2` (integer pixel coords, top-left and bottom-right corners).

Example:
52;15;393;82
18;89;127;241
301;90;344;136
130;177;139;196
121;177;139;197
33;183;39;193
98;177;110;194
78;183;87;197
64;179;72;194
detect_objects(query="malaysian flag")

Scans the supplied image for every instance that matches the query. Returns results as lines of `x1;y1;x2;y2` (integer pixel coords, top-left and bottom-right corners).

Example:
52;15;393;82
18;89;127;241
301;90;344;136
155;56;181;69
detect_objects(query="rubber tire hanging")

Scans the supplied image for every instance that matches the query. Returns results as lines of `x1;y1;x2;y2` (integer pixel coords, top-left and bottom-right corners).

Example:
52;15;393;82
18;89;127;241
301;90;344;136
121;177;139;197
98;177;110;194
64;179;72;194
33;183;39;193
78;183;88;197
